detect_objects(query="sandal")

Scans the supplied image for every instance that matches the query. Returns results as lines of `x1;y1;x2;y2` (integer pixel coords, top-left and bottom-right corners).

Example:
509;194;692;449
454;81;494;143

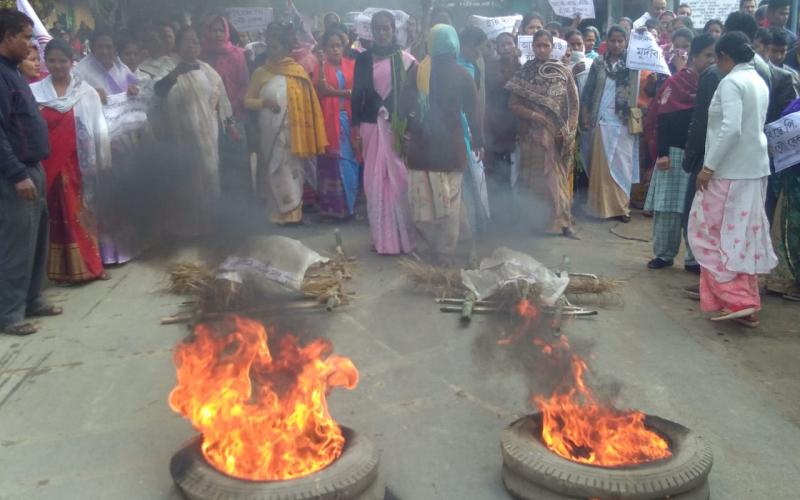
26;304;63;318
733;316;760;328
99;271;112;281
1;322;38;336
710;308;757;322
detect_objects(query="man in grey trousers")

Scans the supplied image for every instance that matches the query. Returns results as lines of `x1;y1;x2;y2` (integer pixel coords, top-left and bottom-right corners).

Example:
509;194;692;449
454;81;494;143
0;9;60;336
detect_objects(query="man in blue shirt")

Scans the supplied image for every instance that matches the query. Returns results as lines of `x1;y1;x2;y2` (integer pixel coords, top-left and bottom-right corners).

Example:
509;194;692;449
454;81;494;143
0;9;59;336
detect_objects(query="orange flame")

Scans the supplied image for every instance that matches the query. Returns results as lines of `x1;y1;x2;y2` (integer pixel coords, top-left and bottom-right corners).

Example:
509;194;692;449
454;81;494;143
168;316;359;481
498;298;540;345
512;301;671;467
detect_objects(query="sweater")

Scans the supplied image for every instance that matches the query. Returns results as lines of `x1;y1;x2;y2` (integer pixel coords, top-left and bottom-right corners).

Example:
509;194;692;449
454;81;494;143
704;63;770;179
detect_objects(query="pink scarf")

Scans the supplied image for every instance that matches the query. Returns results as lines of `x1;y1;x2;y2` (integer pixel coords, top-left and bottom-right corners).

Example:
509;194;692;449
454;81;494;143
201;16;249;118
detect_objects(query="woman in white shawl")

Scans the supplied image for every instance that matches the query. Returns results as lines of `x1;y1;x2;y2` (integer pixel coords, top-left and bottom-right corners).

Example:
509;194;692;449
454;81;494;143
74;28;139;103
75;28;148;265
31;39;111;283
154;25;233;237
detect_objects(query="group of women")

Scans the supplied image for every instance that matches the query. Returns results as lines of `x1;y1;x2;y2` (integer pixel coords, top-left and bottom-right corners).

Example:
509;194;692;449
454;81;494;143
17;9;798;325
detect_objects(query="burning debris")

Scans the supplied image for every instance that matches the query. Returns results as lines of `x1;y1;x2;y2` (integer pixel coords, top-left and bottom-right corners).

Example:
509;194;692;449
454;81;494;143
168;316;385;500
168;316;358;480
164;234;355;324
498;299;713;499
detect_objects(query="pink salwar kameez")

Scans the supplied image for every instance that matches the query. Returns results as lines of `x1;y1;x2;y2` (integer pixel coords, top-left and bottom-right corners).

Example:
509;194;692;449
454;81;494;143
688;177;777;313
360;56;415;255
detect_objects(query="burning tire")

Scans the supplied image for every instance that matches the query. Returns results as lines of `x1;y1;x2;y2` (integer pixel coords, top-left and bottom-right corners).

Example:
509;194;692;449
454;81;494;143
171;428;383;500
501;414;713;500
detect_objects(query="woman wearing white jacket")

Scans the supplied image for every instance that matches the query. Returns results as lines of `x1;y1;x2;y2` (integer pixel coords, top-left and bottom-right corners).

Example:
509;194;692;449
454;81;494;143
687;31;778;327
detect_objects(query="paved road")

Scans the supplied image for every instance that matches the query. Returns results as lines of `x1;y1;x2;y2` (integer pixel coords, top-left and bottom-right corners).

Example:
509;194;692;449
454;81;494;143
1;214;798;499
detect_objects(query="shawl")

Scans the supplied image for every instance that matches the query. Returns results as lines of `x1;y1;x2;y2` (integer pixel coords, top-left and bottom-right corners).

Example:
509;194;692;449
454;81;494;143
30;74;111;181
74;54;137;94
314;56;355;155
644;66;698;160
580;52;636;128
201;15;250;118
262;58;328;158
506;59;579;145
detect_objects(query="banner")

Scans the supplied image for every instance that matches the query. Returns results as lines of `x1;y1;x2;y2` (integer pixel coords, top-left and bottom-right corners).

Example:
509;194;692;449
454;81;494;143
690;0;739;26
766;111;800;173
16;0;51;49
469;15;522;40
547;0;596;20
225;7;274;33
626;31;670;75
103;93;148;138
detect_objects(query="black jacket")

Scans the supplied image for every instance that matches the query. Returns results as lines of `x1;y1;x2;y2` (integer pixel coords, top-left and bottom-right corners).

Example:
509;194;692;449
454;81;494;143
0;56;49;183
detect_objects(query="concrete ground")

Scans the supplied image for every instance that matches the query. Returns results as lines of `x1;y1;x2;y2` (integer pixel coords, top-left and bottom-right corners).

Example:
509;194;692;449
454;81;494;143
1;211;799;500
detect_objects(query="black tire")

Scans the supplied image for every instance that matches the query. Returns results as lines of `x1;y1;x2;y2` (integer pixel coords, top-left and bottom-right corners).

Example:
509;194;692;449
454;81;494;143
500;414;713;500
502;465;710;500
171;427;383;500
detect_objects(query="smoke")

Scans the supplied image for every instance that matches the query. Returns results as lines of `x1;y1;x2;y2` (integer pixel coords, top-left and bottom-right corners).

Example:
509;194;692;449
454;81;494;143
94;136;264;257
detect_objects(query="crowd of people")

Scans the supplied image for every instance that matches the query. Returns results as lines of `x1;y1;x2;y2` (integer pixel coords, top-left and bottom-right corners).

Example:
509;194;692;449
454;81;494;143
1;0;799;336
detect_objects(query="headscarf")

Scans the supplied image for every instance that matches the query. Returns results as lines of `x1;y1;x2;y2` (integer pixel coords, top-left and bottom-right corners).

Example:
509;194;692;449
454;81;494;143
416;24;460;100
263;58;328;157
201;15;249;118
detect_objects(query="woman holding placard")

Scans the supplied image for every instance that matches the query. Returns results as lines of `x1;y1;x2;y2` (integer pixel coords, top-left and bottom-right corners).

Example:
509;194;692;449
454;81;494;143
580;25;639;222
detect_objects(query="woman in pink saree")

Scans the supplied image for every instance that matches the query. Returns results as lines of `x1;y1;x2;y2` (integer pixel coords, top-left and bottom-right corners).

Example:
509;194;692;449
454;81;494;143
352;11;416;255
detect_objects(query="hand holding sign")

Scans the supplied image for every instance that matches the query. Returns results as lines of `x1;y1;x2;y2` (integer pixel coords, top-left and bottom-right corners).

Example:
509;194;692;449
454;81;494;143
547;0;595;19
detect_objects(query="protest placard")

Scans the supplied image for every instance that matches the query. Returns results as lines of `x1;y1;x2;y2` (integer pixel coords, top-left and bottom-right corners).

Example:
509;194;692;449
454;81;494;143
469;15;522;40
547;0;595;19
690;0;738;26
104;93;148;138
552;37;568;60
626;30;670;75
225;7;273;33
518;35;534;64
766;111;800;173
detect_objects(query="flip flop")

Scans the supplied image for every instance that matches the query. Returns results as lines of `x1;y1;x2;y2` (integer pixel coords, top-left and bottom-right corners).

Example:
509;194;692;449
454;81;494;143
710;308;757;322
1;322;38;336
26;304;63;318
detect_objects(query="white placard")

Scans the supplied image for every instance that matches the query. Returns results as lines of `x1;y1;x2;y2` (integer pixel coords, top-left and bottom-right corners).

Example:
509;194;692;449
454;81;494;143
518;35;534;64
766;111;800;173
518;35;568;63
225;7;274;33
354;8;410;47
552;37;568;60
547;0;595;20
469;15;522;40
626;31;671;75
103;93;148;138
690;0;739;27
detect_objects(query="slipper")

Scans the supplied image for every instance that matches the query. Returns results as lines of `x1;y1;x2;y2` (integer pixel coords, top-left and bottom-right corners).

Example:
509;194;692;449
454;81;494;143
733;317;760;328
710;308;757;322
26;304;63;318
99;271;112;281
1;322;38;336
